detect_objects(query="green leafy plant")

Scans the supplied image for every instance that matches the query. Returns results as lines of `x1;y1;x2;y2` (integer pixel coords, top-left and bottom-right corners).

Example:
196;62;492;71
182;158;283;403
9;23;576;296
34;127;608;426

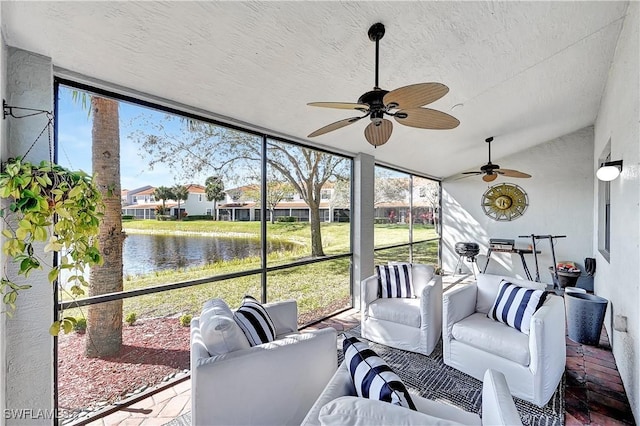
125;312;137;326
179;314;192;327
0;156;104;334
73;317;87;333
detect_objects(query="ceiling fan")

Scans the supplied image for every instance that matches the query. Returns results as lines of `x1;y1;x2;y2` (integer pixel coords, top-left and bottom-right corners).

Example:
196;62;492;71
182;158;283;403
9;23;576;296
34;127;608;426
307;23;460;147
461;137;532;182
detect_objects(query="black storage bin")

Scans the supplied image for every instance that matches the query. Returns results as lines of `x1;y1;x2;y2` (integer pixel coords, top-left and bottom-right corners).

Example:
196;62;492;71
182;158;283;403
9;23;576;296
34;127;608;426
565;292;608;346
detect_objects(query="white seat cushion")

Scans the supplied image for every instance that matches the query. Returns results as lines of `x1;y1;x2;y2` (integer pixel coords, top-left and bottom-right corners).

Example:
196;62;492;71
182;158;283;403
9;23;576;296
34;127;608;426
367;298;421;328
451;313;530;366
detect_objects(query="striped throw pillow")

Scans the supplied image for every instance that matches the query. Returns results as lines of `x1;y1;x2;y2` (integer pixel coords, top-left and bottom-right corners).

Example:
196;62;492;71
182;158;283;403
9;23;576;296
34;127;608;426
343;336;417;410
487;280;548;335
233;295;276;346
376;264;413;298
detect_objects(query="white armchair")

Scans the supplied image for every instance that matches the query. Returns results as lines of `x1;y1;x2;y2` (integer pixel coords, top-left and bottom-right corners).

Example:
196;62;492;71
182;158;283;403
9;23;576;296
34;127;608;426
190;299;338;426
443;274;566;407
361;264;442;355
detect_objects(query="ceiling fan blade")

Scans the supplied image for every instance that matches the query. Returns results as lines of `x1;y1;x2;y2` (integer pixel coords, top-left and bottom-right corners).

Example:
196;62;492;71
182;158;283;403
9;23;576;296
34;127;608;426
394;108;460;130
496;168;531;178
483;173;498;182
364;119;393;147
307;102;369;112
308;116;364;138
383;83;449;109
461;171;482;175
451;173;478;181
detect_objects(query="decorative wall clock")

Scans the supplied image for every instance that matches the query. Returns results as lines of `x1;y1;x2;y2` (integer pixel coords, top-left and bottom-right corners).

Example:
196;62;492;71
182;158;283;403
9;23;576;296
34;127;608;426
481;183;529;221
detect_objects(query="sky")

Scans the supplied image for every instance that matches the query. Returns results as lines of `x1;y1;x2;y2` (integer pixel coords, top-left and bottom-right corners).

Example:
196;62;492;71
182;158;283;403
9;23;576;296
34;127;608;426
57;86;209;191
55;85;358;194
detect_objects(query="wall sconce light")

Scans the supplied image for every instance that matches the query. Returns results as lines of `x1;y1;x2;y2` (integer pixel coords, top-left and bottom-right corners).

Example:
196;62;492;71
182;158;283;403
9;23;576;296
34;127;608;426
596;160;623;181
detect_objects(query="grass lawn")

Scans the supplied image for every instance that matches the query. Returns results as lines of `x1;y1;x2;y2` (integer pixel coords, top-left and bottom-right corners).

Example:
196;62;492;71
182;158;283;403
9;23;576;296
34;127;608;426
61;220;439;325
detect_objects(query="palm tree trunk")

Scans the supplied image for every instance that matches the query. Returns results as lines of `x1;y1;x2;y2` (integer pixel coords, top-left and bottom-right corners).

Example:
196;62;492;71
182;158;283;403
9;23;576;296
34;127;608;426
86;97;125;358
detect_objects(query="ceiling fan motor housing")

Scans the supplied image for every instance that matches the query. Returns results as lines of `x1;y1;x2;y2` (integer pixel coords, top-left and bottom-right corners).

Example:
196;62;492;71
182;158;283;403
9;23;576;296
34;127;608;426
481;163;500;172
358;89;388;124
357;89;388;107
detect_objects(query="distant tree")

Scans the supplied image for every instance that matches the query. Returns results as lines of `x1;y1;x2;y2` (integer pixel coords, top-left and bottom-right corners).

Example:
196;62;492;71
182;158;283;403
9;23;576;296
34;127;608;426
243;175;294;224
204;176;225;220
416;181;440;224
374;174;410;207
153;186;175;215
173;185;189;219
330;178;350;210
226;188;243;202
132;119;349;256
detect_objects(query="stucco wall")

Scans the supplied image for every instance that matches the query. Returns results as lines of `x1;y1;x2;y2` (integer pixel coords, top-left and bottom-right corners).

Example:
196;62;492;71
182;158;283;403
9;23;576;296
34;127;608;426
593;2;640;419
4;48;55;424
1;1;7;420
442;127;595;285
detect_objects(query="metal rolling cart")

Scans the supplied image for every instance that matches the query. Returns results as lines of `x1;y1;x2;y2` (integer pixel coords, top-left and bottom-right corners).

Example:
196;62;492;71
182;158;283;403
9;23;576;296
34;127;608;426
518;234;566;287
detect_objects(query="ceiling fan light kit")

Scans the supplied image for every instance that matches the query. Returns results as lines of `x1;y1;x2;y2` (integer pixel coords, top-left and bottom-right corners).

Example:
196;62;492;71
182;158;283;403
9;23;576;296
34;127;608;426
307;23;460;147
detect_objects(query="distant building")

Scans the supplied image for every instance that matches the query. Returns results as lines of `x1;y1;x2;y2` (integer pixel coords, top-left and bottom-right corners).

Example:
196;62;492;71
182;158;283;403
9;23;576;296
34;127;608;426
121;184;214;219
218;183;350;223
119;180;437;224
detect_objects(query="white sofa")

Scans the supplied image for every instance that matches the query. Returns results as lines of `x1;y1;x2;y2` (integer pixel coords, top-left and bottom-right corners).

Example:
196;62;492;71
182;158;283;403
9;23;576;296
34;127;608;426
361;264;442;355
443;273;566;407
190;299;338;426
301;361;523;426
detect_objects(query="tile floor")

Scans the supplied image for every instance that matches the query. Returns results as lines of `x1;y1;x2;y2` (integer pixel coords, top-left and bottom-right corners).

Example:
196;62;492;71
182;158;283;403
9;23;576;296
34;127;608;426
84;281;635;426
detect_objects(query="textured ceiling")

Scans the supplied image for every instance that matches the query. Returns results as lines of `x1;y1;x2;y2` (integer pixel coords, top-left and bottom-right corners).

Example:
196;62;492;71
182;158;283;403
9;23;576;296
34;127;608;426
1;1;629;178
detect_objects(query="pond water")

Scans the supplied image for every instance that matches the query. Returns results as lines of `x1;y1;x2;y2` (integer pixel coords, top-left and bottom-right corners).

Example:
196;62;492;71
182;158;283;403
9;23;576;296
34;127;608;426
123;233;294;276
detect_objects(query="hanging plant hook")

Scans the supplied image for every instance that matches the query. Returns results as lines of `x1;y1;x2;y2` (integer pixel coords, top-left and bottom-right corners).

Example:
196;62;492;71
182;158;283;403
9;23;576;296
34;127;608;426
3;99;52;120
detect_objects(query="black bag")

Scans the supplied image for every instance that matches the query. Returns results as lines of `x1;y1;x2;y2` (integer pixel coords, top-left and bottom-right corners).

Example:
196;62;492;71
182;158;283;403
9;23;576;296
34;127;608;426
585;257;596;276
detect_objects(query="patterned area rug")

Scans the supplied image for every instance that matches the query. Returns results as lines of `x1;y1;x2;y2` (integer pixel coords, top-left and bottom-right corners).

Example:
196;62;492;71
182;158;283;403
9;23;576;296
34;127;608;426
164;412;190;426
339;326;565;426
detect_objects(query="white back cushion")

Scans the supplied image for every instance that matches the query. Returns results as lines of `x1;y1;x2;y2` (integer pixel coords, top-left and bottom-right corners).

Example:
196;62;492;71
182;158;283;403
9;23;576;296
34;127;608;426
476;274;546;314
199;298;250;356
411;264;435;296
